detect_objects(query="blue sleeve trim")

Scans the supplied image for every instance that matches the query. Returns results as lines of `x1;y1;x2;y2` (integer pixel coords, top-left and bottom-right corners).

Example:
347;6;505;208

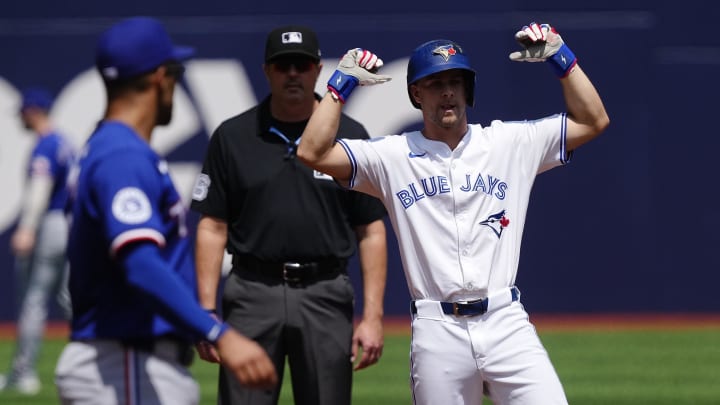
559;113;573;165
336;139;358;188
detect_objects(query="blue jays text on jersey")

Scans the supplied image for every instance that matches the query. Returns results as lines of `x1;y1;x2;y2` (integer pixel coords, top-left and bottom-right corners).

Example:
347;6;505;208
395;171;509;210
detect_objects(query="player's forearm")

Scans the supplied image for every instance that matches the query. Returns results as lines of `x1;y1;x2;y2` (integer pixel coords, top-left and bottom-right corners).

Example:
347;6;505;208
356;220;387;321
121;242;228;343
18;175;53;231
297;92;343;164
195;216;228;310
561;65;610;149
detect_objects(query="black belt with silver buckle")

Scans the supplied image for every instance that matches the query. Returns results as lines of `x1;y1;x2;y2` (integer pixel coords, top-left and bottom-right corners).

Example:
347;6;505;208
232;254;347;284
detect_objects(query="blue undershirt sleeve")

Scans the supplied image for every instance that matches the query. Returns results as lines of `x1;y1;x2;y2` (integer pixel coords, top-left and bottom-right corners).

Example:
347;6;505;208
119;241;229;343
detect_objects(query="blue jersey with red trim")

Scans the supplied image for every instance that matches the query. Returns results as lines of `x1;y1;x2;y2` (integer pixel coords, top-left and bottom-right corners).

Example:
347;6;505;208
67;121;195;341
28;132;74;211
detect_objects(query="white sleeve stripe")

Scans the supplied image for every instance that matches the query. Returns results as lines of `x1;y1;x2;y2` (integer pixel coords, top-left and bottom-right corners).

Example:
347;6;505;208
110;228;167;257
336;139;358;188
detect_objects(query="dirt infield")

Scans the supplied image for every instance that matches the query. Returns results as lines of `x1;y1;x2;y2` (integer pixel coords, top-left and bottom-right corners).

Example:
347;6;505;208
1;313;719;339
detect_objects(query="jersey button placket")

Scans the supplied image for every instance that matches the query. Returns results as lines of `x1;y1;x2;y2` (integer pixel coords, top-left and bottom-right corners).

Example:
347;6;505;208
449;155;470;289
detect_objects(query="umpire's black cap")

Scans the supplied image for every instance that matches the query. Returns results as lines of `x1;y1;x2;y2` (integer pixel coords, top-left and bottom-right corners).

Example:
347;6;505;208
264;25;321;63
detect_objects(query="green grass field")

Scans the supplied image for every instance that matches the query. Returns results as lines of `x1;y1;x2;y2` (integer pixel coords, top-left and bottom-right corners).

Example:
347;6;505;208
1;327;719;404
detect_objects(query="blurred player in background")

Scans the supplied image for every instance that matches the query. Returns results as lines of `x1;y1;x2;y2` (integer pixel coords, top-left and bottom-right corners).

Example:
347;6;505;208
298;22;609;404
191;25;387;405
0;87;74;395
54;16;276;404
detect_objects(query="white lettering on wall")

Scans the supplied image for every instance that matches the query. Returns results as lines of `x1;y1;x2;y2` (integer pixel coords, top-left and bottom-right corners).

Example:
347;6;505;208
0;57;420;234
0;78;34;232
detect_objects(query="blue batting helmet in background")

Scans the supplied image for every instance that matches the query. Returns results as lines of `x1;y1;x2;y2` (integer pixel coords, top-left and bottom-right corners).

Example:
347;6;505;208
406;39;476;109
19;87;54;113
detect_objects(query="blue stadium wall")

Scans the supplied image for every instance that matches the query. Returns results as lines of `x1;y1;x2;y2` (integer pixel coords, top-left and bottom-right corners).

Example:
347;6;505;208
1;1;717;320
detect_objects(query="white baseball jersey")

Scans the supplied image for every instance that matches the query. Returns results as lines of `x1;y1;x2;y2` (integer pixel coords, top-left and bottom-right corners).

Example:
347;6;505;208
337;113;569;301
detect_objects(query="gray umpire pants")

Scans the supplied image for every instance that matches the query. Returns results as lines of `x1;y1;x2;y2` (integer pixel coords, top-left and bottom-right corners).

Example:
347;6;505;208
219;266;355;405
11;210;71;377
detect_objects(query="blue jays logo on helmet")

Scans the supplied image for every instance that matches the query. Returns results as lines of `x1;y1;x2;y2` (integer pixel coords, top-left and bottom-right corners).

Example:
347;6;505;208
480;209;510;238
406;39;476;109
432;44;457;62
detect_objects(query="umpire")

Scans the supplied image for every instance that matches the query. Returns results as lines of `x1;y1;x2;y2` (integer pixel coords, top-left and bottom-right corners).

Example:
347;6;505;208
190;25;388;405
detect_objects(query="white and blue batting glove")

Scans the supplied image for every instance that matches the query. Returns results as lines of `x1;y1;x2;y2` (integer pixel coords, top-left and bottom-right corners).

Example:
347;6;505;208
508;22;577;78
327;48;392;103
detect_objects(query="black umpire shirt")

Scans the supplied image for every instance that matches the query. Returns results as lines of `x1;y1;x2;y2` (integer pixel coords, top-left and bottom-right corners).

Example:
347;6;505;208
191;94;386;262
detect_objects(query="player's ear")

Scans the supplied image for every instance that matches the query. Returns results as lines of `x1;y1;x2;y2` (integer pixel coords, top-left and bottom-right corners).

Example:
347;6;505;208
156;65;166;74
410;84;422;107
149;66;168;85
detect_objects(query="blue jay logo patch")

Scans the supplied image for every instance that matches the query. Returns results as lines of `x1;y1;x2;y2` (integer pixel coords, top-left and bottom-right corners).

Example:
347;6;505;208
480;209;510;238
432;45;458;62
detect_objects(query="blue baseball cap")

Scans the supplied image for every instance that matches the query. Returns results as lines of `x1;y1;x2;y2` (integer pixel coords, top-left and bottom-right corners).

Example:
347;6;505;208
95;16;195;81
19;87;53;113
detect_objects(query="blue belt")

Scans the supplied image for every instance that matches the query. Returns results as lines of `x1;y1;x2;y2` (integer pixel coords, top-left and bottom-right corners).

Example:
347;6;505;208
411;286;520;317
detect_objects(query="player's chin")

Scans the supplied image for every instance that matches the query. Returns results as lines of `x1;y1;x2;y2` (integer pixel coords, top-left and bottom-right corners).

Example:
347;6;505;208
439;112;460;127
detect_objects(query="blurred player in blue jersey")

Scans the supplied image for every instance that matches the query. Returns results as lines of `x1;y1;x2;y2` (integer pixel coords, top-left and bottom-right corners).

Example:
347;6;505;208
0;87;74;395
54;16;277;404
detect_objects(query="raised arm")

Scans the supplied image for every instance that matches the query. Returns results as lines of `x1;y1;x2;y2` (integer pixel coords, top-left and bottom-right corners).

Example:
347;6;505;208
297;93;354;182
559;65;609;151
509;22;609;151
297;49;391;183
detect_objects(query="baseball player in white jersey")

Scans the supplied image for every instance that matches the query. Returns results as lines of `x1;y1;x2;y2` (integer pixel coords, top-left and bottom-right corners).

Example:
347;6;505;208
297;22;609;404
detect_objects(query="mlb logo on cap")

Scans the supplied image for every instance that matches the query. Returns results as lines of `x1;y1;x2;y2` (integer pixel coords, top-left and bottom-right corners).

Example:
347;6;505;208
282;31;304;45
265;25;321;63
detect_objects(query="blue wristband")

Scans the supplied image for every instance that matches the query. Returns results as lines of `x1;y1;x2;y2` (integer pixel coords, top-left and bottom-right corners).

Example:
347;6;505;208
327;70;359;103
206;322;230;344
548;43;577;78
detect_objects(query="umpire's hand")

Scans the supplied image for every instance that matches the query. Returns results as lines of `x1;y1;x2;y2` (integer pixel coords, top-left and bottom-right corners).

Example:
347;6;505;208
352;317;384;371
215;329;278;389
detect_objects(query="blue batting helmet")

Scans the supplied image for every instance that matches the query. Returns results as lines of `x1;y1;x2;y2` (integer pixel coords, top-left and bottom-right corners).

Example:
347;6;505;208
19;87;54;113
406;39;476;109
